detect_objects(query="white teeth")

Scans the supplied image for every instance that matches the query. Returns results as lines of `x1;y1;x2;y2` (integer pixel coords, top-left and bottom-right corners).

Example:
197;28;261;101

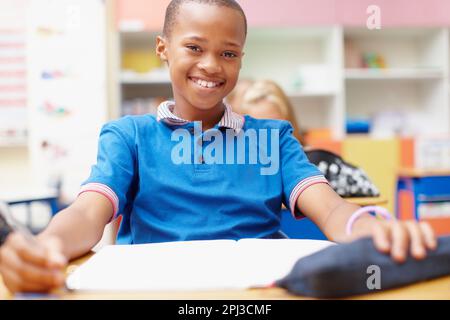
192;77;221;88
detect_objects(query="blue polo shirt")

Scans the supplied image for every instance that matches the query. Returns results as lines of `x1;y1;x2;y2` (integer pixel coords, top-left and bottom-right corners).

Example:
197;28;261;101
79;101;328;244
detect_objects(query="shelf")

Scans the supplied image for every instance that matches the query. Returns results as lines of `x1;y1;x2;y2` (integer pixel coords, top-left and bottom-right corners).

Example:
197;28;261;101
120;73;171;85
344;27;441;39
288;91;336;98
0;143;27;148
345;68;445;80
118;21;146;33
0;137;27;148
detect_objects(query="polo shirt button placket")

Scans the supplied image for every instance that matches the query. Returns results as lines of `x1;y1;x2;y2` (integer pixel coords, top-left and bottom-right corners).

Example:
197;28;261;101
197;130;206;164
198;140;205;165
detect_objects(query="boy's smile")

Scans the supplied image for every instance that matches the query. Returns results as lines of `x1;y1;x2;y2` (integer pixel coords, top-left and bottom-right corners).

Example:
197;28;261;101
156;2;246;127
188;76;224;90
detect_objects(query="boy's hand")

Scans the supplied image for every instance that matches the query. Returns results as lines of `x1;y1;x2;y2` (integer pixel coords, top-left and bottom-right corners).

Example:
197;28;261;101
0;232;67;293
368;220;437;263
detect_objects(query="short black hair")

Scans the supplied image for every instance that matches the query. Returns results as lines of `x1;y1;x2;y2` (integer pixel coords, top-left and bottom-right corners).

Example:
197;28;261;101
162;0;247;38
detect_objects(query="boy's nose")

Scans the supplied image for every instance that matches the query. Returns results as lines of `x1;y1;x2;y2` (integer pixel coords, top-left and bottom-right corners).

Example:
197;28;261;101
198;55;222;74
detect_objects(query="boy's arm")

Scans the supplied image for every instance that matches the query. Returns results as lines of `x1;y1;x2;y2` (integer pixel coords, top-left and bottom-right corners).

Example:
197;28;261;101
37;192;114;260
296;183;437;262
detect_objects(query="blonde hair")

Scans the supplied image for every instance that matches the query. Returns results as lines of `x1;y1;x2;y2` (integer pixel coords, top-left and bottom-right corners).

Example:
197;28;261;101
226;78;254;114
240;80;304;144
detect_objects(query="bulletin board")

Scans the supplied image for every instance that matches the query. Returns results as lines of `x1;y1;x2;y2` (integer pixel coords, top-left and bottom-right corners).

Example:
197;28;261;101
0;0;29;146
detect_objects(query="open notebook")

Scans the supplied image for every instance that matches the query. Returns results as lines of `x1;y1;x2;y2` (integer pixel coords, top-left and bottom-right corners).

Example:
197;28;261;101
66;239;335;292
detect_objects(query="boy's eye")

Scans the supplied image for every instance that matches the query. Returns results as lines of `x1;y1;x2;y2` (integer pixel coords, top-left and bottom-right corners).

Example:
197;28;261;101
186;45;201;52
223;51;238;59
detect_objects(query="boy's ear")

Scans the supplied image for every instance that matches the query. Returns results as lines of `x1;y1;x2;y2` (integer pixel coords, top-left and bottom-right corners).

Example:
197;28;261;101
156;36;168;62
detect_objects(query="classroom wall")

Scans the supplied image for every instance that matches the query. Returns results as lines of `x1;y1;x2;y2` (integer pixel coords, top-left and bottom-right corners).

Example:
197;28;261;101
336;0;450;27
115;0;450;31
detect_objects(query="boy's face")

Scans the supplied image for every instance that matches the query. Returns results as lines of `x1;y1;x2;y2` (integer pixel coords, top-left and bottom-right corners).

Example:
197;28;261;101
156;2;246;112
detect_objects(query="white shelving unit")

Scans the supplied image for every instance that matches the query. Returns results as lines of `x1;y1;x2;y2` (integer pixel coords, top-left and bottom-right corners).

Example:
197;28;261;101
241;27;344;137
344;27;449;137
117;31;172;117
115;26;450;139
345;68;444;80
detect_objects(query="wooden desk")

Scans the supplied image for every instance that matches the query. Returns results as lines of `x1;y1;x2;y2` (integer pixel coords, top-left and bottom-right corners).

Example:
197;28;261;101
1;252;450;300
346;196;388;207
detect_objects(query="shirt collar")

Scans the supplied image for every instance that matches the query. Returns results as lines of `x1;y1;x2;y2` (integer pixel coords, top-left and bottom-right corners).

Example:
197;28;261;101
157;100;244;133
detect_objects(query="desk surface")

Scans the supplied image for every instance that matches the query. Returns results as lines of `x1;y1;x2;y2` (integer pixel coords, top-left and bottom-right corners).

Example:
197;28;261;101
346;196;388;206
1;252;450;300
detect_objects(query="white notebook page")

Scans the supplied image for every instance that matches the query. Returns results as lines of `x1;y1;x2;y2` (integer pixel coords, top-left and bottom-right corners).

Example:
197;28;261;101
66;239;335;292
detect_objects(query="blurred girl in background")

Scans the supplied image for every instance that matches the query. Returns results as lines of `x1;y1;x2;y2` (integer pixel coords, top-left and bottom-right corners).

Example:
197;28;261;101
237;79;305;145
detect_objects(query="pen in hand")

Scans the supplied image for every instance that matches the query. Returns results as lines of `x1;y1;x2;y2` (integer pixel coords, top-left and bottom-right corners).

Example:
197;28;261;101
0;201;37;245
0;202;67;294
0;201;66;268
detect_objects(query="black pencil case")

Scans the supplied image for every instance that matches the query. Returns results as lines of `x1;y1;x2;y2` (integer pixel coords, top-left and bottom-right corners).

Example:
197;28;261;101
276;236;450;298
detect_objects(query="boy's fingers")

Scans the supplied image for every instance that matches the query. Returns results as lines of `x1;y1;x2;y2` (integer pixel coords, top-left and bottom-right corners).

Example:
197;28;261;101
404;221;426;260
372;223;390;253
42;238;67;268
391;222;409;263
4;233;66;275
1;246;63;288
0;266;22;293
1;267;53;293
7;233;48;267
419;222;437;250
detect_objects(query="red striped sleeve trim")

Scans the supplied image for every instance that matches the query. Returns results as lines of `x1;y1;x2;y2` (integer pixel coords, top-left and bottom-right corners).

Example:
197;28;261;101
78;183;119;219
289;175;329;218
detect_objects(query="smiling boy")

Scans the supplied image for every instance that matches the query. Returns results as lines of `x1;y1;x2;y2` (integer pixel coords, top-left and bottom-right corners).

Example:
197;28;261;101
158;0;246;130
0;0;437;293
